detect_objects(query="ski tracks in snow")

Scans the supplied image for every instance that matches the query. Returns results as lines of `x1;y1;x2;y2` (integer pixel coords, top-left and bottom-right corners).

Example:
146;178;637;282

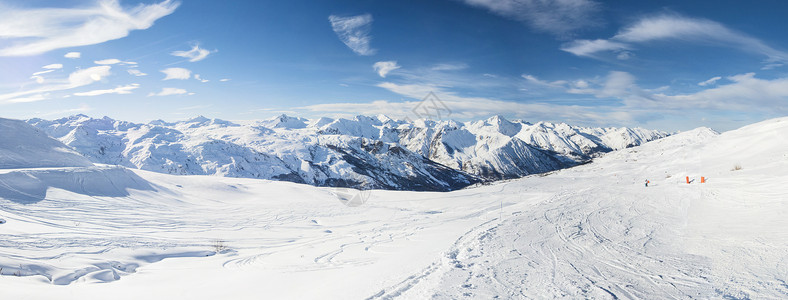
370;182;722;299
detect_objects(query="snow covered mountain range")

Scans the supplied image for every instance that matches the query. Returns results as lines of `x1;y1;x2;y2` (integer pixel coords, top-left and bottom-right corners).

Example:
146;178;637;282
26;114;668;191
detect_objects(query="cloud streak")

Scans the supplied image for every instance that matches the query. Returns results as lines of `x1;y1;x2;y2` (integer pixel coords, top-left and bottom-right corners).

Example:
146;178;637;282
698;76;722;86
74;83;140;96
299;81;634;126
148;87;189;96
0;0;179;56
460;0;601;36
562;14;788;63
0;66;111;103
42;64;63;69
329;14;376;56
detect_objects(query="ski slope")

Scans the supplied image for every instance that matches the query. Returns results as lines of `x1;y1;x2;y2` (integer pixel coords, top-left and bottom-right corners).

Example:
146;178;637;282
0;117;786;299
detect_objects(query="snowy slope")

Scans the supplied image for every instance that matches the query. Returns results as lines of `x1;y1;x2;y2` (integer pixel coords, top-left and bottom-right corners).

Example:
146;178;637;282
28;114;666;189
0;118;153;204
1;117;785;299
0;118;92;169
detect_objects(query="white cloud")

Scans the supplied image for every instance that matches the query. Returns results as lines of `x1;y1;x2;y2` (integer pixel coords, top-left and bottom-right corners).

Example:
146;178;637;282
8;94;49;103
219;78;230;82
0;66;111;103
762;63;784;70
39;104;92;117
698;76;722;86
560;39;629;57
127;69;147;76
460;0;601;36
64;52;81;59
522;74;566;88
161;67;191;80
562;14;788;64
94;58;136;65
194;74;209;83
94;59;121;65
431;63;469;71
171;45;213;62
42;64;63;69
32;69;55;76
148;87;188;97
329;14;376;56
653;73;788;111
0;0;179;56
373;61;400;78
561;70;788;113
74;83;139;96
299;81;633;126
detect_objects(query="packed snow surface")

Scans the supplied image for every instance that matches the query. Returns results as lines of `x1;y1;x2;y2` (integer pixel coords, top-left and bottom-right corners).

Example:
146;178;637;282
1;117;787;299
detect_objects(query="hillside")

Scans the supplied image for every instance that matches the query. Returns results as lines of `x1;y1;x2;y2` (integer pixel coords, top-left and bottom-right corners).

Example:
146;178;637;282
0;117;785;299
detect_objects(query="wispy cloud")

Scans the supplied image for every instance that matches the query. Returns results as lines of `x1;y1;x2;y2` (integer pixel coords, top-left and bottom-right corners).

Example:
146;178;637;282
32;69;56;76
128;69;147;76
299;81;633;126
560;39;630;58
161;67;191;80
74;83;140;96
0;0;179;56
460;0;601;37
219;78;230;82
373;61;400;78
42;64;63;69
560;70;788;113
30;76;46;84
148;87;188;96
562;14;788;64
171;45;214;62
94;58;136;65
329;14;376;55
7;94;49;103
522;74;567;88
194;74;209;83
698;76;722;86
431;63;469;71
1;66;111;103
64;52;81;59
653;73;788;111
39;104;92;117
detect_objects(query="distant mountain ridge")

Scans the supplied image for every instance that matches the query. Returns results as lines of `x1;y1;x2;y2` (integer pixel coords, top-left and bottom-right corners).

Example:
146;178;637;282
26;114;668;191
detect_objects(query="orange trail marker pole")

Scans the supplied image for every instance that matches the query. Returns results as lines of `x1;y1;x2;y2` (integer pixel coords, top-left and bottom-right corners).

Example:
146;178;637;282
686;176;690;184
701;176;705;183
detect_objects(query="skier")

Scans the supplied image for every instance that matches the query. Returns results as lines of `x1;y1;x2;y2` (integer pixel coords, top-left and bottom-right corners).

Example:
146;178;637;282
645;179;650;187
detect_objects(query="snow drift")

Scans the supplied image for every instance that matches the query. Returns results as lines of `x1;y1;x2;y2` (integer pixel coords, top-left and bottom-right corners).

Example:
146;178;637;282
0;118;92;169
0;118;155;203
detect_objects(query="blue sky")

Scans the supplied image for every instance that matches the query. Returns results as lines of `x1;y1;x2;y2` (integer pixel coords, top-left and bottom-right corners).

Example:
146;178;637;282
1;0;788;131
